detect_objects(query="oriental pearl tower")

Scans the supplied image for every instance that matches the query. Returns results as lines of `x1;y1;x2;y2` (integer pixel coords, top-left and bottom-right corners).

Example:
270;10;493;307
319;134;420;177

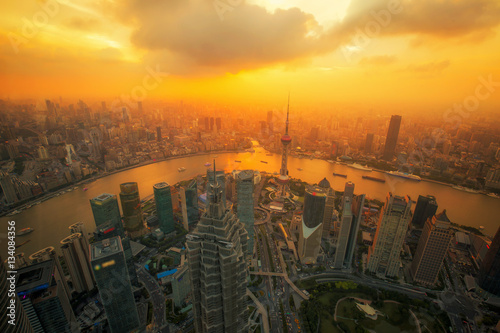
277;94;291;199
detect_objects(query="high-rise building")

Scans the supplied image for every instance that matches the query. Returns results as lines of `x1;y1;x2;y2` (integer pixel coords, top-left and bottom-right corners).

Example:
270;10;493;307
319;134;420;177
367;193;411;277
365;133;374;153
478;226;500;296
410;210;454;286
215;117;221;131
277;95;292;198
318;178;335;238
236;170;255;257
334;194;366;269
207;169;226;207
341;181;355;209
1;255;34;333
153;182;175;234
90;237;140;333
119;182;144;233
411;195;438;228
298;185;326;264
186;170;248;332
0;171;18;204
170;265;191;307
382;115;402;161
29;247;72;301
60;233;95;293
90;193;124;235
16;260;77;333
156;126;162;142
181;179;198;229
69;222;90;261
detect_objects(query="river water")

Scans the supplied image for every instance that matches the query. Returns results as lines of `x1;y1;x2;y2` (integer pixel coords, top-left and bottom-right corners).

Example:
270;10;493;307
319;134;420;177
1;145;499;259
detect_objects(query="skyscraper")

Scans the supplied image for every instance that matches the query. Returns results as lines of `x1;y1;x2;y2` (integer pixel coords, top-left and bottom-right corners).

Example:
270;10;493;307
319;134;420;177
341;181;355;209
365;133;374;153
1;255;34;333
91;237;140;333
90;193;124;235
236;170;255;257
277;95;291;198
382;115;402;161
60;233;95;293
298;185;326;264
29;247;72;301
367;193;411;277
478;226;500;296
154;182;175;234
187;168;248;332
411;195;438;228
16;260;77;333
410;210;454;286
0;171;18;204
318;178;335;238
181;179;198;229
207;169;226;207
156;126;162;142
334;194;366;269
119;182;144;233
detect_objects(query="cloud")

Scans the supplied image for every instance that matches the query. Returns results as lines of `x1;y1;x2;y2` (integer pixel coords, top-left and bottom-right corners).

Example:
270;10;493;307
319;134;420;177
64;16;102;31
111;0;500;75
406;60;450;74
359;55;396;66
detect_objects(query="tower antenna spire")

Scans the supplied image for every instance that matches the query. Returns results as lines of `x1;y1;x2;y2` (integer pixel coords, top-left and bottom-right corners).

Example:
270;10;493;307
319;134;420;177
285;92;290;135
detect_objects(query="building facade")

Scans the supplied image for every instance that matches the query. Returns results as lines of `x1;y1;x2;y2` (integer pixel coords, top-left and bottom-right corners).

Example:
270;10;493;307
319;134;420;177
90;193;124;235
411;195;438;228
186;174;248;333
382;115;402;161
478;226;500;296
60;233;95;293
119;182;144;233
298;185;326;264
410;211;454;285
153;182;175;234
90;237;141;333
367;193;411;277
236;170;255;257
181;179;199;229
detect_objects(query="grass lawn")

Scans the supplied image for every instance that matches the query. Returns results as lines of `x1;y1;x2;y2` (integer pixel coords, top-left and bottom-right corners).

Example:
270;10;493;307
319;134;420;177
335;299;417;333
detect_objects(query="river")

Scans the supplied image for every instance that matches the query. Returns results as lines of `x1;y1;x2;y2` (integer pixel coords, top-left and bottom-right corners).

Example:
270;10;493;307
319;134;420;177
1;145;499;259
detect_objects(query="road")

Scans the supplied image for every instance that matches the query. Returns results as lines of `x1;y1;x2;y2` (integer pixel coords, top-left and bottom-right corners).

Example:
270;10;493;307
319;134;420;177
136;265;166;332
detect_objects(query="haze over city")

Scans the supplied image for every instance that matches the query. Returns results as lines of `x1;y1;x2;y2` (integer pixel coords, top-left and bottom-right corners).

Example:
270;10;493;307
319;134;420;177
1;1;500;333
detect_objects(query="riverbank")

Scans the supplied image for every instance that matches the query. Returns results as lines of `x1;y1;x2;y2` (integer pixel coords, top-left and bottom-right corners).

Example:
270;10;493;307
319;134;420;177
0;149;239;218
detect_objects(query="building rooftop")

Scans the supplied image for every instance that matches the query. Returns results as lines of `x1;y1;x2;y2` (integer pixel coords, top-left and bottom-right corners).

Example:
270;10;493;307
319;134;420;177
60;232;82;245
15;260;55;295
90;236;123;260
436;209;451;222
153;182;170;189
318;177;330;189
91;193;115;203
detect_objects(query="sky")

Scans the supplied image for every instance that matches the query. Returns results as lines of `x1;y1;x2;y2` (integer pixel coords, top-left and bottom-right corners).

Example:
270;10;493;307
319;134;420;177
1;0;500;112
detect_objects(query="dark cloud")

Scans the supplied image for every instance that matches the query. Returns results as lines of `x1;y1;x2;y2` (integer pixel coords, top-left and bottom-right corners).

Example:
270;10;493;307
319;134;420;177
114;0;500;75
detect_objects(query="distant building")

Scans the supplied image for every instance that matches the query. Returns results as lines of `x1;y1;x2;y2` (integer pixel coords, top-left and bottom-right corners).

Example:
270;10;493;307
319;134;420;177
90;193;124;235
367;193;412;277
410;211;454;286
119;182;144;233
156;126;162;142
236;170;255;257
60;233;95;293
411;195;438;228
181;179;199;229
187;170;248;332
170;265;191;307
382;115;402;161
318;178;335;238
334;194;366;269
153;182;175;234
16;260;77;333
90;237;141;333
298;184;326;264
1;255;34;333
0;171;18;204
365;133;374;153
478;226;500;296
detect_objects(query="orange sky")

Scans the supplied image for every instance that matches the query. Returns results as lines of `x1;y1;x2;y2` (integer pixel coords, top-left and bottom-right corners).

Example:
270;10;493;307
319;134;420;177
1;0;500;112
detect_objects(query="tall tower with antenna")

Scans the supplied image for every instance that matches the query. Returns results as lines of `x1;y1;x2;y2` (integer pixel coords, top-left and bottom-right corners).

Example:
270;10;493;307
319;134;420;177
278;94;292;198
